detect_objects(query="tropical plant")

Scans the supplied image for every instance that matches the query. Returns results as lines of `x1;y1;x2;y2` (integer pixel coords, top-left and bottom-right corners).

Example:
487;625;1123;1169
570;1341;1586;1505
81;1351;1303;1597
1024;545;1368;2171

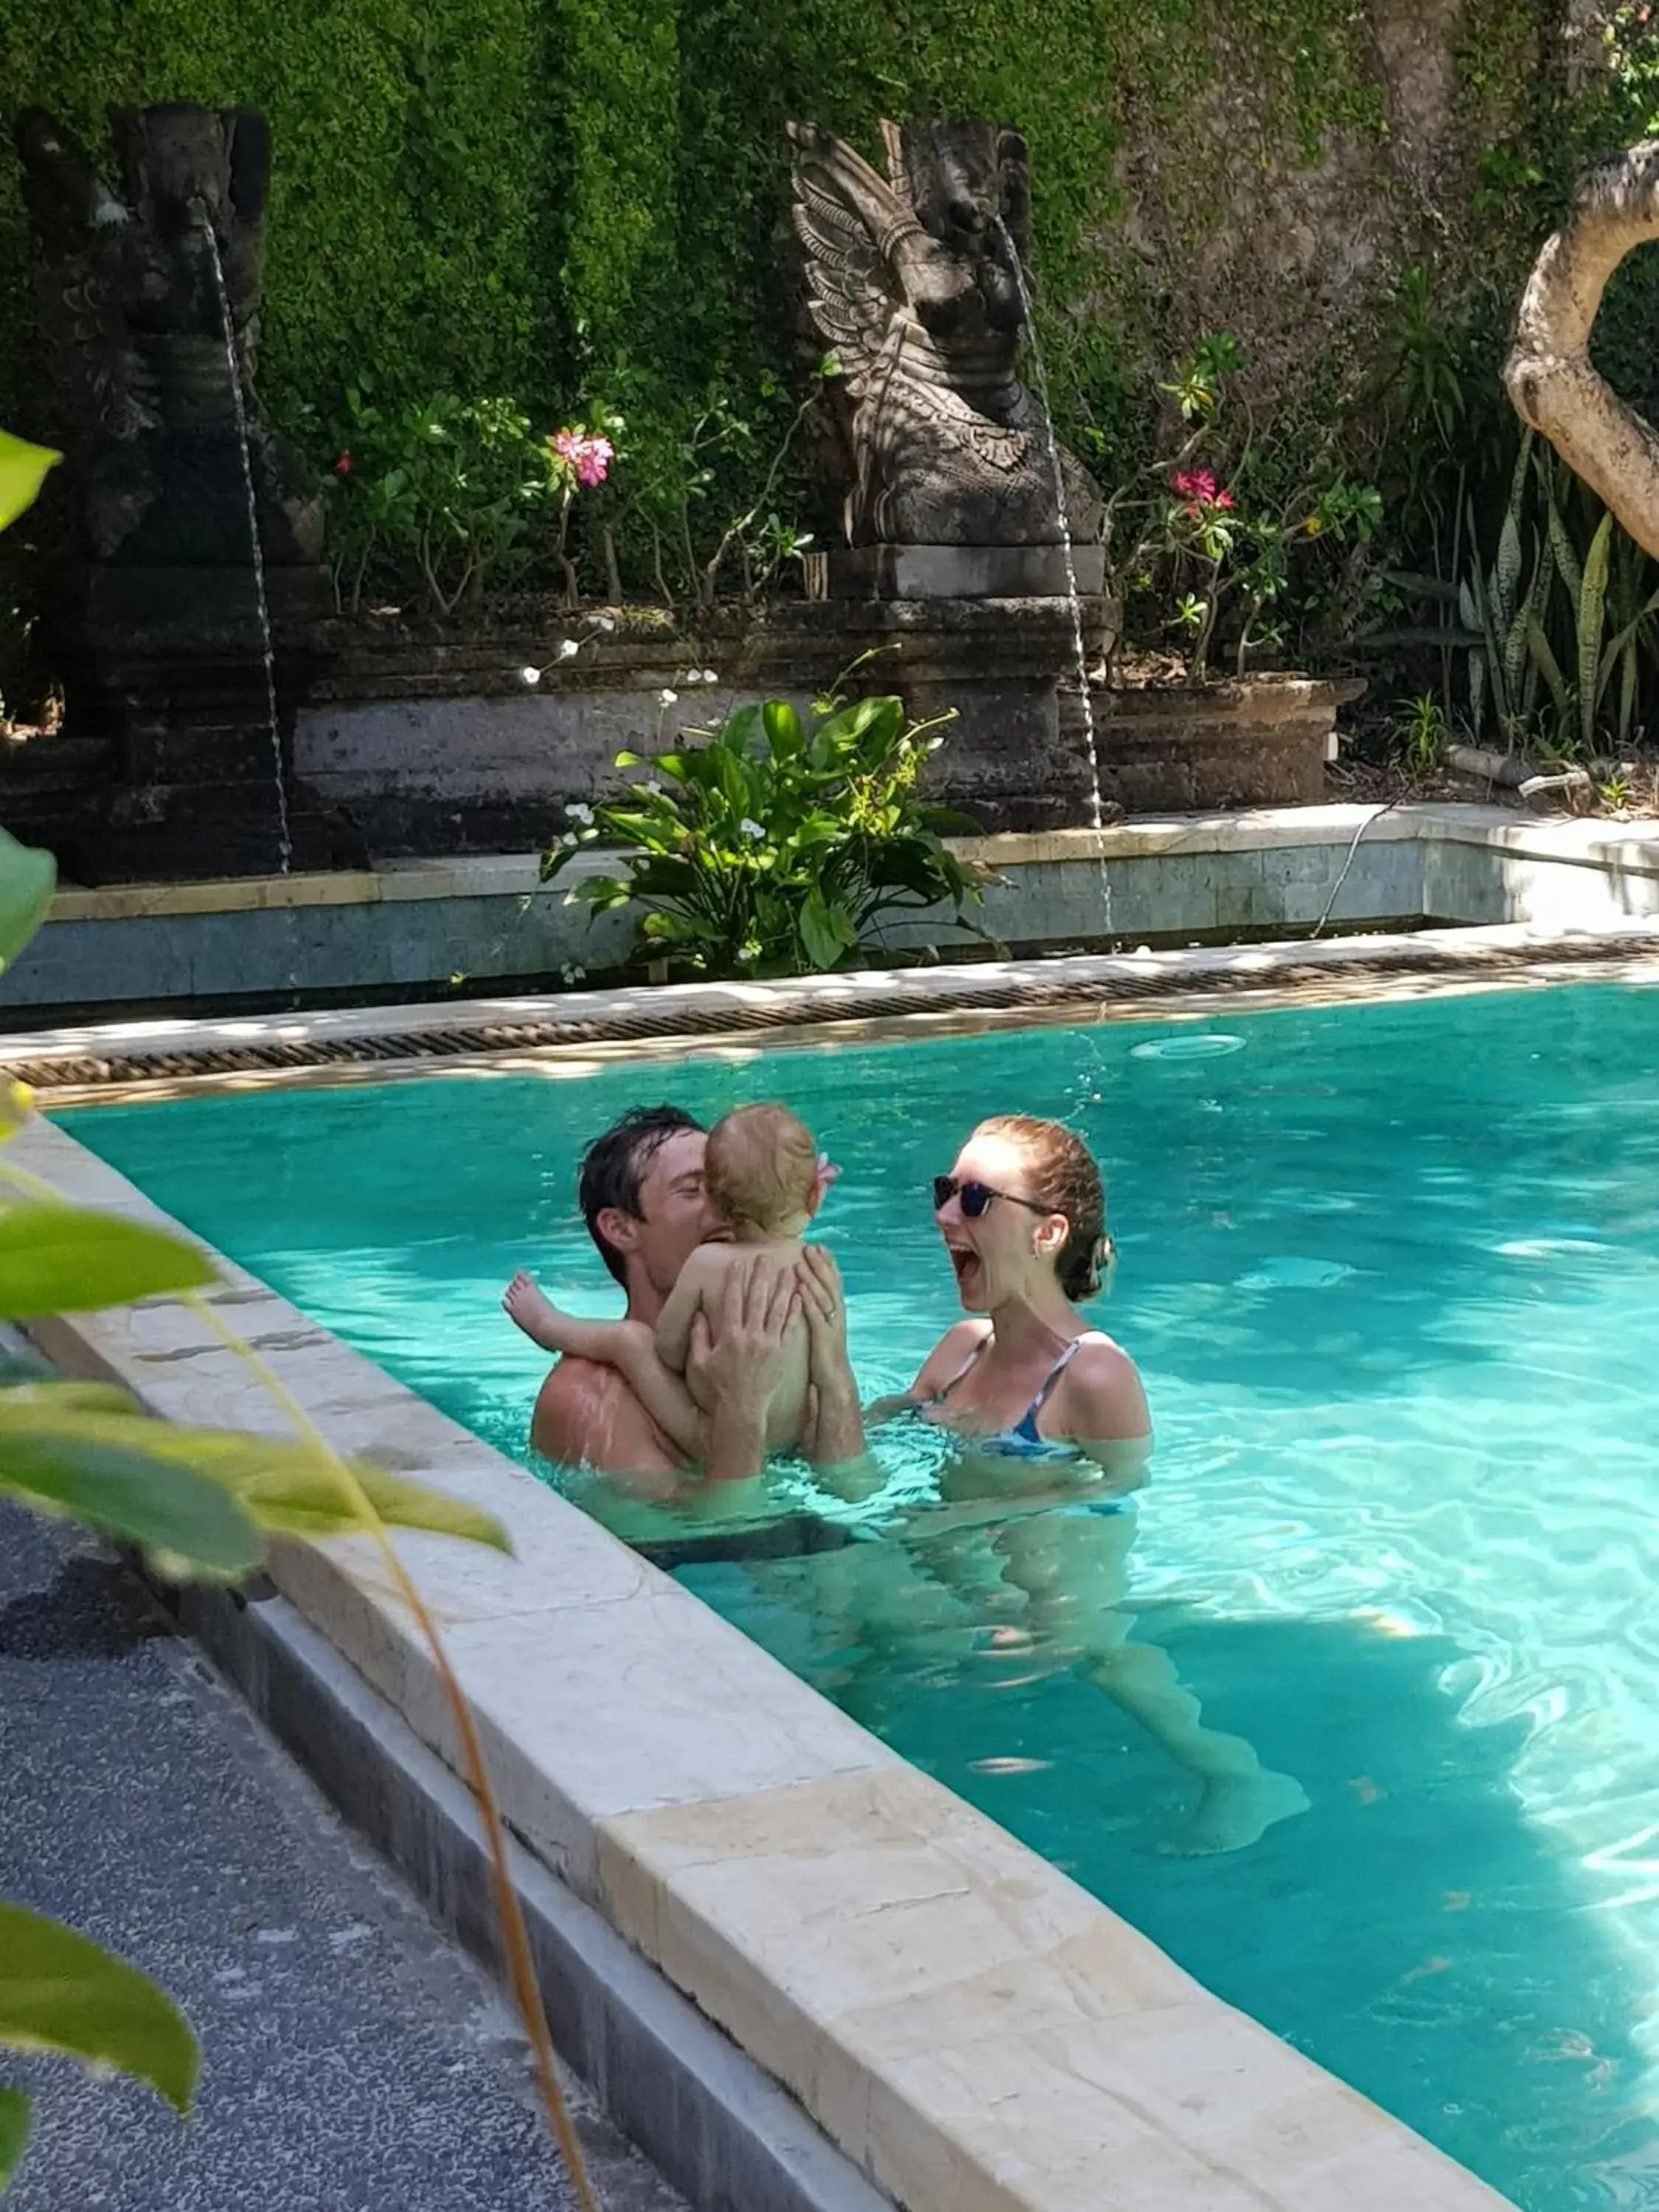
1087;334;1382;681
544;679;992;978
0;432;601;2208
321;389;588;616
1371;432;1659;757
1390;692;1448;778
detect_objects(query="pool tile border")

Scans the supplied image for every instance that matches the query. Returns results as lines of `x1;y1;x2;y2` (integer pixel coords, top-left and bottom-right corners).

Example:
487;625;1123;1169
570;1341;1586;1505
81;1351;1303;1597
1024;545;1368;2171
13;1110;1512;2212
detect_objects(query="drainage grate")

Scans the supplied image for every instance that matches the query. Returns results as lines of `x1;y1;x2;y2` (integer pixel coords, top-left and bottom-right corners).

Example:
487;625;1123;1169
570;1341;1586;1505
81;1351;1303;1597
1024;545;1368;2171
9;933;1659;1092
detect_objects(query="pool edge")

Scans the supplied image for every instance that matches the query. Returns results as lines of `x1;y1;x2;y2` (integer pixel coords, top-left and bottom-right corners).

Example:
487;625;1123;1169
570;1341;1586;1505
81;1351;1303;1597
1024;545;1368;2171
16;1113;1517;2212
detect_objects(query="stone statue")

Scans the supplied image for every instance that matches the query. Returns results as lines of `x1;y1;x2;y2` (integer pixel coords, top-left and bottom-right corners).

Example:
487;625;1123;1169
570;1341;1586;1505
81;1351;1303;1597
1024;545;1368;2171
11;104;333;880
787;118;1105;584
1506;142;1659;561
14;102;319;571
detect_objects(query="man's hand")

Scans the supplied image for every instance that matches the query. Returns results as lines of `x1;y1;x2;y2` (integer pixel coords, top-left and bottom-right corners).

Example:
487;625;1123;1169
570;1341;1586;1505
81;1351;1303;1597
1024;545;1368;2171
687;1252;799;1484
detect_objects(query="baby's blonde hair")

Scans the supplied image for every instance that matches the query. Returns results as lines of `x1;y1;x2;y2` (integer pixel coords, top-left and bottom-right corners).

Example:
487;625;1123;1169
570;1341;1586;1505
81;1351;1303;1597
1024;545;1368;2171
705;1102;818;1237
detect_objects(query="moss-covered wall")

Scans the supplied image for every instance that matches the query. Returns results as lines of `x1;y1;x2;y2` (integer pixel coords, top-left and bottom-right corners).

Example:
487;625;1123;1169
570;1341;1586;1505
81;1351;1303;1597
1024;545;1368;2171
2;0;1652;523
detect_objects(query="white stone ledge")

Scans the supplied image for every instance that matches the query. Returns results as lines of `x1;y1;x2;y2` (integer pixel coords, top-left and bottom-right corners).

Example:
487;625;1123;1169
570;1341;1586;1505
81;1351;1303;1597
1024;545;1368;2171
13;1110;1512;2212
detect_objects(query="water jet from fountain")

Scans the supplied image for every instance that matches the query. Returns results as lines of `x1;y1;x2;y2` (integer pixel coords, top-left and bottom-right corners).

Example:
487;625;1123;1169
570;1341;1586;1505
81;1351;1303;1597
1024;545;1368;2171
198;206;292;877
996;218;1113;939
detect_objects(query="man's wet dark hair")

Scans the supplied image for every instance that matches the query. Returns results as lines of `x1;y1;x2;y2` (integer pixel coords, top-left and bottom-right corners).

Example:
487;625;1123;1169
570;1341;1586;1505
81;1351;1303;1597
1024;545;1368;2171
579;1105;705;1285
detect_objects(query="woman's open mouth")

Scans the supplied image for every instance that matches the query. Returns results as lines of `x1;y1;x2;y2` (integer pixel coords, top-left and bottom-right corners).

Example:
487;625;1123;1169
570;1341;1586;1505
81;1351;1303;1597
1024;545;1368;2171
948;1243;983;1297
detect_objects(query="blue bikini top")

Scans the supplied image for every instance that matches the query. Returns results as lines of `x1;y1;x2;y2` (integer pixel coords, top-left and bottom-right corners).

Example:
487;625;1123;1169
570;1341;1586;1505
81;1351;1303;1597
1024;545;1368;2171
926;1332;1096;1461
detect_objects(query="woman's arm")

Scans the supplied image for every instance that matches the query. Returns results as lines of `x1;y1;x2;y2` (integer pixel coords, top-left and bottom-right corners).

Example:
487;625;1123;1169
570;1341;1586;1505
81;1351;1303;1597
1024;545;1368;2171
1060;1338;1154;1489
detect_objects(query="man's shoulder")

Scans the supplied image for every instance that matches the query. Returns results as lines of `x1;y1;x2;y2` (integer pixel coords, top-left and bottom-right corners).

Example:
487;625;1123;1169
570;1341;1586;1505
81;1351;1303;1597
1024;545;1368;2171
531;1356;682;1475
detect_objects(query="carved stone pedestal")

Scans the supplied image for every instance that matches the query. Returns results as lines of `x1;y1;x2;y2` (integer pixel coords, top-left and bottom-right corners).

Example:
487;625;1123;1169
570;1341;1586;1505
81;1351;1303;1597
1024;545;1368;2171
742;597;1119;832
806;543;1107;599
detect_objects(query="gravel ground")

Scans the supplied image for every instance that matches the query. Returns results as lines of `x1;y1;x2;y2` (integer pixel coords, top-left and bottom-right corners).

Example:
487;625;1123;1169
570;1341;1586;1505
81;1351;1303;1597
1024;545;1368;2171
0;1500;684;2212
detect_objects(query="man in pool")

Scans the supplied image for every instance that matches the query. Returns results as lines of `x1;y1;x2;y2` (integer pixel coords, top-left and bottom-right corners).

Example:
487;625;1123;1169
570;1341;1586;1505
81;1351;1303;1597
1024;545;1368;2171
523;1105;865;1484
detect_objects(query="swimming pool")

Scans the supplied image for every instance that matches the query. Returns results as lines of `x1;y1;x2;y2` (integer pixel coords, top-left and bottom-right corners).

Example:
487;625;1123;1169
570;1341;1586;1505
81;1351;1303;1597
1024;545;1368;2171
59;978;1659;2212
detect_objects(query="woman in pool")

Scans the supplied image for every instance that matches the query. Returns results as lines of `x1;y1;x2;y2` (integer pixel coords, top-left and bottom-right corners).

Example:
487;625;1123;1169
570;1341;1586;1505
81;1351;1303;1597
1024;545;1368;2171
832;1112;1307;1854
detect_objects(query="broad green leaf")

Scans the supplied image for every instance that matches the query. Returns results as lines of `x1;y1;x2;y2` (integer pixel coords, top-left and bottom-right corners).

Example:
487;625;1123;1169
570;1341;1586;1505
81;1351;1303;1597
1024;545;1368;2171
798;889;849;971
723;703;768;759
0;2087;29;2191
0;1212;218;1310
0;1379;136;1417
0;1204;217;1318
226;1458;512;1551
760;700;802;757
0;831;55;975
0;432;60;533
0;1905;197;2113
0;1397;265;1574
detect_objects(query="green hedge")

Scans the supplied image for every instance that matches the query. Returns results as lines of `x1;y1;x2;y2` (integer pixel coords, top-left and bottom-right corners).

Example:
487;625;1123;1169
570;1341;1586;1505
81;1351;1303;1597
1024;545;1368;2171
6;1;1658;553
1;0;556;434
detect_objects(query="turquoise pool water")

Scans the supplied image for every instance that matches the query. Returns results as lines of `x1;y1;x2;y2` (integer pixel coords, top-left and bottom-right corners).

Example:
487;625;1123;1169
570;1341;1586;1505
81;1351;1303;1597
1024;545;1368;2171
59;980;1659;2210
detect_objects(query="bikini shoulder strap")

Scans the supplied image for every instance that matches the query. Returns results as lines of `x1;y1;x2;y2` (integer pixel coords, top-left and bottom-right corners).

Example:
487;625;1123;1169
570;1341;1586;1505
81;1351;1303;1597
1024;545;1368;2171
931;1328;992;1404
1025;1331;1102;1423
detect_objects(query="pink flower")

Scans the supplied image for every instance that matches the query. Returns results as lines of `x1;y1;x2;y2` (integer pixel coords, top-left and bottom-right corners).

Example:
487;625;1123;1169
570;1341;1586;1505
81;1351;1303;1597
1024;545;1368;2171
1171;468;1217;504
1170;468;1234;520
334;451;354;476
553;429;614;488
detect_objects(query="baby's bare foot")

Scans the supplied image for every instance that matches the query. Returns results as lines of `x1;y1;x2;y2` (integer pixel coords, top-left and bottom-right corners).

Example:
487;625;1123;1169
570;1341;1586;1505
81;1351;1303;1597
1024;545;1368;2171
503;1270;566;1350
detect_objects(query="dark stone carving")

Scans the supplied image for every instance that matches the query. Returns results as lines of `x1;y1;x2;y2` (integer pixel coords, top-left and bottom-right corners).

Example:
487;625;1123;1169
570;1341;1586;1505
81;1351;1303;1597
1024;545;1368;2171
787;118;1105;577
11;104;348;882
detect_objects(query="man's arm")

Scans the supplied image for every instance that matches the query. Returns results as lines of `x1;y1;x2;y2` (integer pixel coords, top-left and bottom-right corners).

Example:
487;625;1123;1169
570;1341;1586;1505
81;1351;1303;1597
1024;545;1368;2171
687;1253;799;1485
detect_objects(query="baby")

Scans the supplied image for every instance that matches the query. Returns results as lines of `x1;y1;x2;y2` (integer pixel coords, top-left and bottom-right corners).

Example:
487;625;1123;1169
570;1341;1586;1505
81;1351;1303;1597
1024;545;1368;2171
503;1102;820;1462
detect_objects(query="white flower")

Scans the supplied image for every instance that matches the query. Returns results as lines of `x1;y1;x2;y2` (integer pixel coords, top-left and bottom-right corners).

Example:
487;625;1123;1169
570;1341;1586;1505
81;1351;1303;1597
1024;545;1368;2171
594;615;616;633
518;665;542;687
560;961;587;985
738;818;765;840
557;638;581;660
658;688;678;706
644;779;664;796
560;832;580;848
564;801;594;824
698;668;719;685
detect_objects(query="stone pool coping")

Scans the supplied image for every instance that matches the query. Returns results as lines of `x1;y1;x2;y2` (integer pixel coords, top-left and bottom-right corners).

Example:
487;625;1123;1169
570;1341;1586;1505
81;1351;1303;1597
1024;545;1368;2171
14;1106;1516;2212
9;912;1659;1102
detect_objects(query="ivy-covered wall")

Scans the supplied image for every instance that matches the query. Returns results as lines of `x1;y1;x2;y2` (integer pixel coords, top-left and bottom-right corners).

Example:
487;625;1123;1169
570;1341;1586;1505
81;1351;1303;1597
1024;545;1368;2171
4;0;1655;540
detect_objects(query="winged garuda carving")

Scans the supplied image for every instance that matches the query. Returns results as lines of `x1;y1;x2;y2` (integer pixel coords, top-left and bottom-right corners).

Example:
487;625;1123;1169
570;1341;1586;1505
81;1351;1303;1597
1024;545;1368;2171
788;118;1104;549
13;104;318;567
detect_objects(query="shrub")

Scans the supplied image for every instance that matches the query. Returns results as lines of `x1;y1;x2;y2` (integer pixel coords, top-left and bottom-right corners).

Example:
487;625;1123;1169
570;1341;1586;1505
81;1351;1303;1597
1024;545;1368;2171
544;684;993;978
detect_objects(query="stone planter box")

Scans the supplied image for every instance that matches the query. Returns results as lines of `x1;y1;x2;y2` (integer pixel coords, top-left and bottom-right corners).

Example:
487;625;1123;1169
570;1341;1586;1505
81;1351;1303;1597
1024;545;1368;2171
0;595;1358;877
1089;675;1365;813
292;613;1355;856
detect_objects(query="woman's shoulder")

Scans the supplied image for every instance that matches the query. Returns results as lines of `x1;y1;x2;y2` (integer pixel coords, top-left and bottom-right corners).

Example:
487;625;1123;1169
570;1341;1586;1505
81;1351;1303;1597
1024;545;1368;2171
1056;1330;1151;1439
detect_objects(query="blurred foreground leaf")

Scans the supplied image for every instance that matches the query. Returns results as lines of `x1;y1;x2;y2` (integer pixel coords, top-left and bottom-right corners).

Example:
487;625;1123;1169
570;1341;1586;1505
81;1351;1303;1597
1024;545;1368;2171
0;1391;265;1573
0;432;58;533
0;833;54;976
0;1205;217;1318
0;2089;28;2191
0;1905;198;2115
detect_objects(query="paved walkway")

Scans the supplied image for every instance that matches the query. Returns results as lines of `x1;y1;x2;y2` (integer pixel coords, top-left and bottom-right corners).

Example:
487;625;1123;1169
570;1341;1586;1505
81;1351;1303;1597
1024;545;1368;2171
0;1500;684;2212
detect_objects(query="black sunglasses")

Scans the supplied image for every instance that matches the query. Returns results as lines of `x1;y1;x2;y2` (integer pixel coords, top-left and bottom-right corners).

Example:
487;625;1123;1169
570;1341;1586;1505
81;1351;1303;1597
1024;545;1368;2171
932;1175;1052;1220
